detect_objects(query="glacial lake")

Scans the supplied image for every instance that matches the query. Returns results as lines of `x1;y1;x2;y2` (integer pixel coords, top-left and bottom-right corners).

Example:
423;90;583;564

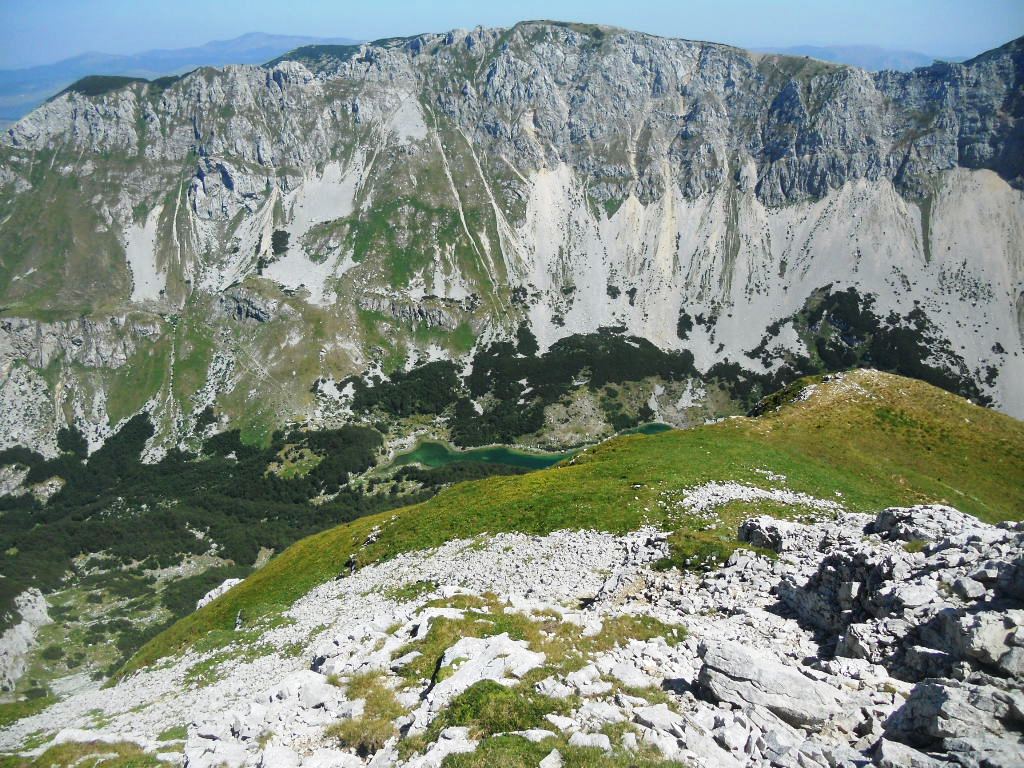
390;441;573;470
388;423;675;471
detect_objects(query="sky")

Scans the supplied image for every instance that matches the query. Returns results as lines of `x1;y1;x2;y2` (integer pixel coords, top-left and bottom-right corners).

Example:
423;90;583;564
1;0;1022;69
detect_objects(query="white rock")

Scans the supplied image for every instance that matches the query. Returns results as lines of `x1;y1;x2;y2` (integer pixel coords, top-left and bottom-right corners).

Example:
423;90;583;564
258;745;300;768
567;732;611;752
301;747;364;768
609;661;654;689
196;579;244;611
298;677;336;709
577;700;626;726
633;704;685;738
512;729;557;743
264;670;324;703
545;714;575;732
426;633;545;713
405;726;477;767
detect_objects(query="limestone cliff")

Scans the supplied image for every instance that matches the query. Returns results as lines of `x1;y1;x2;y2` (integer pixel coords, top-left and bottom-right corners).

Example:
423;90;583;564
1;23;1021;452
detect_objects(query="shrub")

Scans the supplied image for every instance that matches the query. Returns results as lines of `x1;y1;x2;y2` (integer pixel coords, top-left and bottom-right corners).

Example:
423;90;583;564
271;230;290;255
40;645;64;661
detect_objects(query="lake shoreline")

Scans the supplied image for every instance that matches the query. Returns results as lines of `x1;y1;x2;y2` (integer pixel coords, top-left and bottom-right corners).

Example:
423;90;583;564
381;423;675;472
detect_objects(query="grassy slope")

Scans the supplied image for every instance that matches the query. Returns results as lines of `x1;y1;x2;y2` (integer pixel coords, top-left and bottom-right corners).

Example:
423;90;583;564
120;370;1024;676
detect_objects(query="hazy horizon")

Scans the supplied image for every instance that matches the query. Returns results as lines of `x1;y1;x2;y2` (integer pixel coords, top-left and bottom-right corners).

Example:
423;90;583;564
1;0;1021;70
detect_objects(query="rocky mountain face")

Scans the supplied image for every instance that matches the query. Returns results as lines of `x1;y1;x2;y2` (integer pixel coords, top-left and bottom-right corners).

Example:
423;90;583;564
0;22;1022;454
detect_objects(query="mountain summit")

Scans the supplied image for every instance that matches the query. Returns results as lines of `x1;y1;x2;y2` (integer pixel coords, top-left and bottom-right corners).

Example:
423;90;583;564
1;369;1022;766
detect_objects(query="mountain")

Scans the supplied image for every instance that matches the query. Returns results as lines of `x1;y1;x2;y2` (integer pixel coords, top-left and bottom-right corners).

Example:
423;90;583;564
2;20;1023;765
754;44;957;71
0;33;359;123
0;370;1022;766
1;21;1021;467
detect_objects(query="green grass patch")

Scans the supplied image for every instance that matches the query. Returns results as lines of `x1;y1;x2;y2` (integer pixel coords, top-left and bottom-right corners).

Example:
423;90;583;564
587;614;685;653
411;319;476;355
413;679;570;749
382;579;437;603
440;732;680;767
655;498;790;572
394;596;681;708
106;336;170;424
171;314;215;405
0;739;161;767
156;724;187;742
903;539;928;553
395;595;589;688
0;693;55;728
267;445;323;480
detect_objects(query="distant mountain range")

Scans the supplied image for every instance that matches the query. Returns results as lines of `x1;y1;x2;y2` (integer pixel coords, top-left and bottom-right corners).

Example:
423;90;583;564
0;32;358;124
0;34;974;128
756;43;963;71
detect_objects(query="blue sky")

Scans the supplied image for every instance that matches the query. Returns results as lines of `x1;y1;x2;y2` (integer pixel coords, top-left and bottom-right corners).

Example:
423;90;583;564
1;0;1022;69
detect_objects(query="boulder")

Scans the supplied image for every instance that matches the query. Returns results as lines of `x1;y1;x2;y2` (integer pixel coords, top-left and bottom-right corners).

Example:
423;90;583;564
952;610;1024;673
301;748;364;767
609;661;654;689
952;576;986;600
633;704;686;738
884;678;1024;755
697;640;845;727
568;732;611;751
577;700;626;726
738;516;805;553
872;505;982;544
405;727;478;768
264;669;324;702
184;739;249;768
258;745;301;768
873;738;946;768
514;728;557;743
539;749;563;768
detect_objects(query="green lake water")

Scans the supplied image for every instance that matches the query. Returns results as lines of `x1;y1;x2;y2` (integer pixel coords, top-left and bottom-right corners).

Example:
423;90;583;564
388;423;675;471
620;422;674;436
390;441;573;470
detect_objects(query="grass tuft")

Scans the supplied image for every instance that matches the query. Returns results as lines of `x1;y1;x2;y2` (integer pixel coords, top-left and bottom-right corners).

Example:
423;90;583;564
325;671;405;756
0;739;161;767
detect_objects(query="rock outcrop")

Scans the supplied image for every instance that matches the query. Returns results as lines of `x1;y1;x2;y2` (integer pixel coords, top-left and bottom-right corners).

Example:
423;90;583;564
0;589;51;691
4;502;1019;766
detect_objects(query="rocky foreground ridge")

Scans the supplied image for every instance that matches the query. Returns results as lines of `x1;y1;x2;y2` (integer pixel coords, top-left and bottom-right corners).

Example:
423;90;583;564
2;493;1021;766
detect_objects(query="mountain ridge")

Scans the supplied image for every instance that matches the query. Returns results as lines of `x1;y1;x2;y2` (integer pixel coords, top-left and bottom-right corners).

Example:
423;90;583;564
0;32;360;122
0;20;1022;460
754;43;958;72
